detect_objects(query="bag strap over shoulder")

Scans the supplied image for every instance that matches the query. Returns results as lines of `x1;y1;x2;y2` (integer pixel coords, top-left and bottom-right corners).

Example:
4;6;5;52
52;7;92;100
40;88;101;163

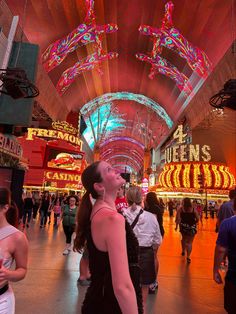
131;209;143;229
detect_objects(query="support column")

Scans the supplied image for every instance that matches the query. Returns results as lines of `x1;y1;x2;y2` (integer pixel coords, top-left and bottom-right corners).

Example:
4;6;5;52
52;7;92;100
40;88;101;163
143;148;151;179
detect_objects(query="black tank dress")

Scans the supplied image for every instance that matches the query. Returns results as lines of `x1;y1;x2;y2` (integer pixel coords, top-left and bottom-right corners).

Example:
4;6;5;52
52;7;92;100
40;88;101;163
82;219;143;314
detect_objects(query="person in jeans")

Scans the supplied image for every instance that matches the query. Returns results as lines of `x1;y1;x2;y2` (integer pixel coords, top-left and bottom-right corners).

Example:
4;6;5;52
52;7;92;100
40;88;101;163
62;195;78;255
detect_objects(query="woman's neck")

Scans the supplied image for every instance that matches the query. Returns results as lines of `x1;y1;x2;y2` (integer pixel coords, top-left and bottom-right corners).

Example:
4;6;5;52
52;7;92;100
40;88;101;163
95;195;116;210
0;218;9;228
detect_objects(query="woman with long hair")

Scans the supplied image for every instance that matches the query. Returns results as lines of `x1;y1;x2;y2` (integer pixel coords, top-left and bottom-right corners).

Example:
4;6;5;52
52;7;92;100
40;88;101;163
123;187;162;314
0;187;28;313
74;161;143;314
145;192;165;237
144;192;164;294
175;197;199;263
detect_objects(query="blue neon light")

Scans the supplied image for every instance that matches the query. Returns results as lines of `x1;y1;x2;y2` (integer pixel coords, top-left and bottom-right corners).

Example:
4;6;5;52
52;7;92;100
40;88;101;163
81;92;173;128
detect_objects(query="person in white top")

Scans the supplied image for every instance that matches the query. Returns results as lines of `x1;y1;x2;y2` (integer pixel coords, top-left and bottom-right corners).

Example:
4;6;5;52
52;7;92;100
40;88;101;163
0;187;28;314
123;186;162;314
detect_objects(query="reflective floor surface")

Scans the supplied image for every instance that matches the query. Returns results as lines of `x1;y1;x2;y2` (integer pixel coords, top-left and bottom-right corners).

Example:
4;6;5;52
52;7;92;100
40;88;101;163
13;213;226;314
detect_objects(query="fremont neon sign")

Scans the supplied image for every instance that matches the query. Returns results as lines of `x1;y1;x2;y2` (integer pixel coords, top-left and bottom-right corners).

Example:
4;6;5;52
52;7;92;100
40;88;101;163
26;128;82;148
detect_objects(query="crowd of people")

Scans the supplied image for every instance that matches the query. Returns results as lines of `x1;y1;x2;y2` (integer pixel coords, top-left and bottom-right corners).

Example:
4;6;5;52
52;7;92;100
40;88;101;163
0;161;235;313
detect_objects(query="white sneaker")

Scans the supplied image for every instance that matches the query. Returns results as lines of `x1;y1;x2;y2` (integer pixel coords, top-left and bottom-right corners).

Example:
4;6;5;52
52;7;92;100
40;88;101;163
63;249;69;255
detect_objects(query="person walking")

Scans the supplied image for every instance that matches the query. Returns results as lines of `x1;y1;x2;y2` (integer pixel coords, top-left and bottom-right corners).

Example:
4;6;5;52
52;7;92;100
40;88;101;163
216;189;236;230
39;192;50;228
213;198;236;314
168;199;174;217
52;197;62;228
22;192;34;228
32;191;41;220
215;190;236;268
123;187;162;314
0;187;28;314
62;195;78;255
175;198;199;263
74;161;143;314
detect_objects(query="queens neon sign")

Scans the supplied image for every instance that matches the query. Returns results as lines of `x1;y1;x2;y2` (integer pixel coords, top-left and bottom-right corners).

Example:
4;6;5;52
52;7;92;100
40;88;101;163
164;125;211;163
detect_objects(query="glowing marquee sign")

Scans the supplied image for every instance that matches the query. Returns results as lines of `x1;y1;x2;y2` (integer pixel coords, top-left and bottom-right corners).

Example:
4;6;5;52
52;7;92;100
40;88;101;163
51;121;77;135
26;122;82;148
45;171;81;182
165;125;211;163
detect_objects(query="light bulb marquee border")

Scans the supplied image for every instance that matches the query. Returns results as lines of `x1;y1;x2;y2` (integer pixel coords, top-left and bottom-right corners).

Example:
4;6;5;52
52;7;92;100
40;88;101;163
159;161;235;191
158;124;235;192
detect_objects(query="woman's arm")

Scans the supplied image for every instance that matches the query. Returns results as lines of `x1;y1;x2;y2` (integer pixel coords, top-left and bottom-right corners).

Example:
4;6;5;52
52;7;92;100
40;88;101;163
152;217;162;250
0;233;28;282
104;214;138;314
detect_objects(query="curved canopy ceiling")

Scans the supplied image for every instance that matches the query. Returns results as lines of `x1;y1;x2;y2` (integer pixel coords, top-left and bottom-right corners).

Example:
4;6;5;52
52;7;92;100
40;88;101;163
6;0;235;172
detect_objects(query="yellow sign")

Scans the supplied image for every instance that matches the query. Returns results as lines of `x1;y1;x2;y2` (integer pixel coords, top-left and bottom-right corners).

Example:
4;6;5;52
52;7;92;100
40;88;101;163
26;128;82;148
45;171;81;182
173;125;187;144
164;125;211;163
165;144;211;163
52;121;77;135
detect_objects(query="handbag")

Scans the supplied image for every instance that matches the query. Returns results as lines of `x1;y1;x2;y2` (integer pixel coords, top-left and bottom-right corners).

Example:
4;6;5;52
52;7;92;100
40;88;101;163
180;223;197;236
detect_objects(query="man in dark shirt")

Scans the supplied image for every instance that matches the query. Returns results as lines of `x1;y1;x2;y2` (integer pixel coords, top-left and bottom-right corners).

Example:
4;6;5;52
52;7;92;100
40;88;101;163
213;210;236;314
217;189;236;228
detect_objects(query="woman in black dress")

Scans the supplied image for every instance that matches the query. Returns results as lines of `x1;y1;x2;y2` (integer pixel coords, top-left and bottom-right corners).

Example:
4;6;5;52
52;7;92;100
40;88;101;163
74;161;143;314
175;197;199;263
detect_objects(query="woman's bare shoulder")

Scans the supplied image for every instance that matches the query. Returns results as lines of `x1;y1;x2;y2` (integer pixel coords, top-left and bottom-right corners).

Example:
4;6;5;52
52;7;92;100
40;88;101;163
12;230;28;243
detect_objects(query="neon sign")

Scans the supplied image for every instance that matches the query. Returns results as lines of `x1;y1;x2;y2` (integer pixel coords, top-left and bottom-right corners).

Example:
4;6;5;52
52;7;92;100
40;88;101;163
45;171;81;182
51;121;77;135
164;125;211;163
26;128;82;148
136;1;212;93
